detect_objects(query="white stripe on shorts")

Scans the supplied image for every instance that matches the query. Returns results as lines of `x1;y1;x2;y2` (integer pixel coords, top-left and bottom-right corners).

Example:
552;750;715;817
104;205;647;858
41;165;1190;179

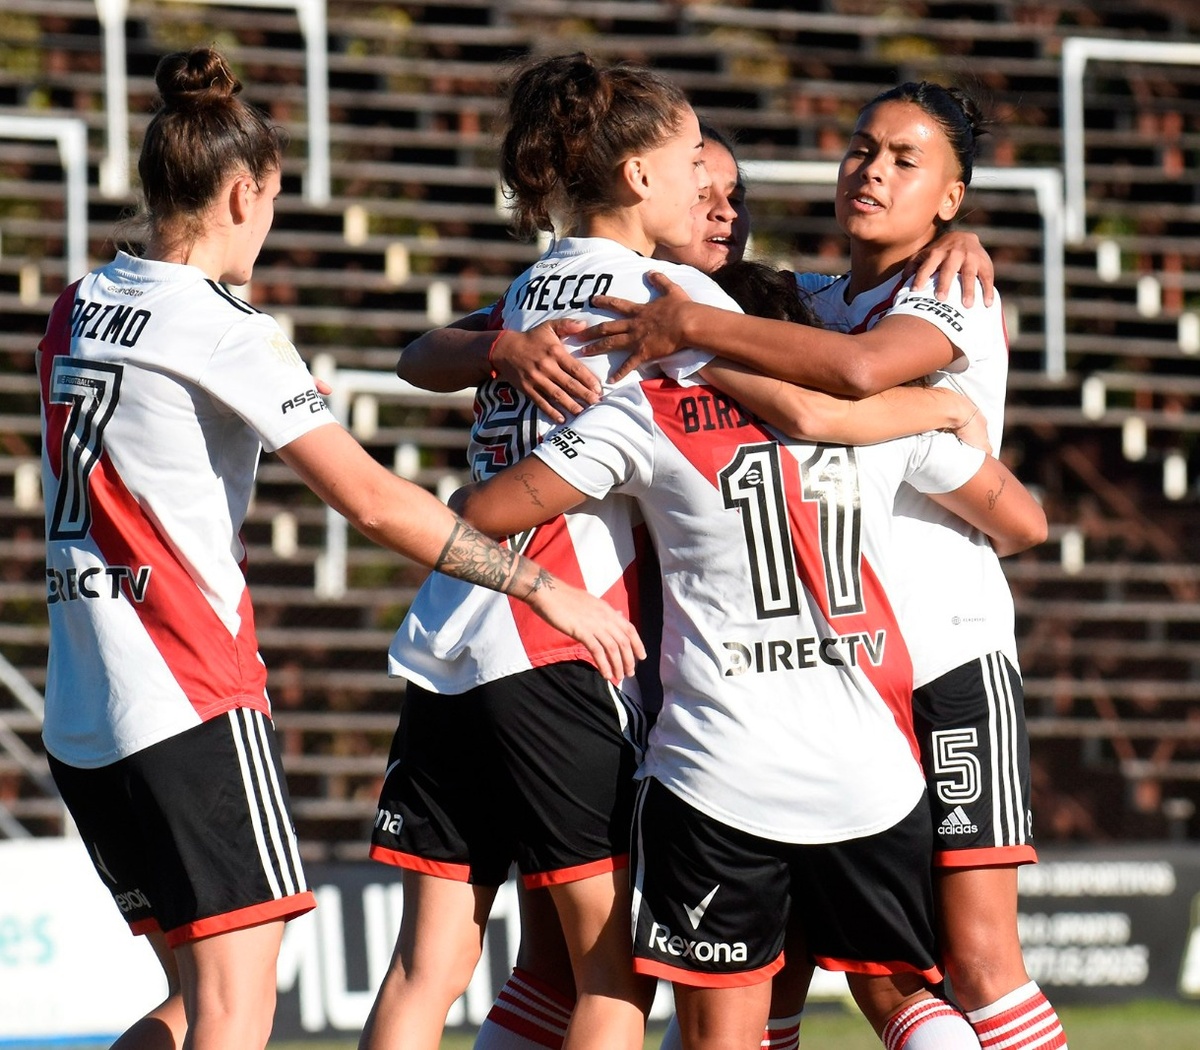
981;653;1024;848
228;709;304;899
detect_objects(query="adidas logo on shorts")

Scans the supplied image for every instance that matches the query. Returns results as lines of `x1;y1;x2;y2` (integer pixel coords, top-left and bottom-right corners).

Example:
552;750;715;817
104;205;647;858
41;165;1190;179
938;805;979;836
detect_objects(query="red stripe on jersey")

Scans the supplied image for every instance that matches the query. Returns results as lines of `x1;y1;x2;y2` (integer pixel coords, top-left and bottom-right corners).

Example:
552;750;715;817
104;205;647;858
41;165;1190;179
40;300;270;722
935;843;1037;868
506;515;640;673
850;275;906;334
814;952;942;984
641;378;918;758
367;844;471;881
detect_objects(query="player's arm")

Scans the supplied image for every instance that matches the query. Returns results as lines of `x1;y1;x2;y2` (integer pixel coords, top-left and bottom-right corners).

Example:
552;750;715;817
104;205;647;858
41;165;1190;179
278;422;641;681
699;360;980;444
582;271;956;395
397;316;601;423
448;457;588;540
929;456;1047;557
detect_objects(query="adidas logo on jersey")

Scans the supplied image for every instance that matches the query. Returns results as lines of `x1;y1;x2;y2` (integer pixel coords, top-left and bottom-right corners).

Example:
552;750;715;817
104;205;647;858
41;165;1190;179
938;806;979;836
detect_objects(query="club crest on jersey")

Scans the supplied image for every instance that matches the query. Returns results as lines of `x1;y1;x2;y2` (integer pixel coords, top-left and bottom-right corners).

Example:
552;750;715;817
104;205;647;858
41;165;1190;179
721;630;887;676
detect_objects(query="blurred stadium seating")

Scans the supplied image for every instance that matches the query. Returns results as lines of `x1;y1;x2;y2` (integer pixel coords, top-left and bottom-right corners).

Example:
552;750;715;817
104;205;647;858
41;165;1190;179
2;0;1199;857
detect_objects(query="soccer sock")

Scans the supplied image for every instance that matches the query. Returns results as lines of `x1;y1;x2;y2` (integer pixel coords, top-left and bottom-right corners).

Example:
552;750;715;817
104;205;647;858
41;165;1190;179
965;981;1067;1049
882;996;979;1049
659;1012;802;1050
763;1011;803;1049
473;967;574;1050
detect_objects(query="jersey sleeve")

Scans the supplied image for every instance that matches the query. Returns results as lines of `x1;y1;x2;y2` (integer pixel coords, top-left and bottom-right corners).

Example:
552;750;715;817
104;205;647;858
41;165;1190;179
531;384;655;500
652;262;746;381
201;315;332;452
889;276;1001;376
903;430;987;495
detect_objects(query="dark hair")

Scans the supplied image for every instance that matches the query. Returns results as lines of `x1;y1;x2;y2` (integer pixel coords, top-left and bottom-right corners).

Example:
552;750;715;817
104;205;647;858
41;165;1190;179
860;81;987;185
136;47;285;237
712;261;817;327
500;52;690;238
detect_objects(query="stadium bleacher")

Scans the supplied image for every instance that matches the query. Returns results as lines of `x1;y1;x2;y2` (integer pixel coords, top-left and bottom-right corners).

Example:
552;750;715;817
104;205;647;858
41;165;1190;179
2;0;1200;856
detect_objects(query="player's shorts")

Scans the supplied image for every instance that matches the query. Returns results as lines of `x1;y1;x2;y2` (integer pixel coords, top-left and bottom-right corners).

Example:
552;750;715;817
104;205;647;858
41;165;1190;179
48;707;315;948
629;777;942;988
370;661;646;888
912;651;1037;868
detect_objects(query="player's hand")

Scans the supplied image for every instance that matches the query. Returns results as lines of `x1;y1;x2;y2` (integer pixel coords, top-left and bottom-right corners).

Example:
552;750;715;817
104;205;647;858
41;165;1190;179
906;231;995;308
523;576;646;684
491;320;600;423
951;402;991;455
581;271;697;383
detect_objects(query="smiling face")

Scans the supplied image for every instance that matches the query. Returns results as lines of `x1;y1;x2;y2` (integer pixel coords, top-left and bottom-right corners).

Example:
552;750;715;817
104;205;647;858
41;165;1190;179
835;100;965;274
656;139;750;274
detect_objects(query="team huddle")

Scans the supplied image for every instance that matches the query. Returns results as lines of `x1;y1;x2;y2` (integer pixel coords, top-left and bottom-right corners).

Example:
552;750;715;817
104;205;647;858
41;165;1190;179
37;42;1067;1050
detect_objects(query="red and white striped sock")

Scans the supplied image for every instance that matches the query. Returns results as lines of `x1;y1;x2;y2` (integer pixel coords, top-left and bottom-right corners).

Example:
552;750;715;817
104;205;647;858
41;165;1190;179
882;996;979;1050
762;1011;803;1050
473;967;574;1050
965;981;1067;1050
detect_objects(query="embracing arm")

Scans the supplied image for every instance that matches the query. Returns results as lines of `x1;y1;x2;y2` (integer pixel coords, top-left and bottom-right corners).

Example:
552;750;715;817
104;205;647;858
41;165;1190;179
906;229;996;308
699;360;981;445
449;457;588;540
585;272;957;395
398;315;601;423
929;456;1047;557
278;423;641;680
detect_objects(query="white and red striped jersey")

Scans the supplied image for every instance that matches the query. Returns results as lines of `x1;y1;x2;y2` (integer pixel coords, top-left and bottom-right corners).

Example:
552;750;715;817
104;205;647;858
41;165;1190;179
797;271;1018;686
390;237;738;697
531;377;987;843
39;252;331;767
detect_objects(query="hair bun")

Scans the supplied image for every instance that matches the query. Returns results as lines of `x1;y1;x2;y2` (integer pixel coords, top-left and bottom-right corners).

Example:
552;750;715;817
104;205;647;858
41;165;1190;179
155;46;242;109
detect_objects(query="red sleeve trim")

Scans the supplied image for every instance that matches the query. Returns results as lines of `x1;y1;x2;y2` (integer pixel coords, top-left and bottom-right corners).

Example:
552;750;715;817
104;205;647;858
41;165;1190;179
164;890;316;947
368;845;472;882
934;844;1038;869
814;954;942;985
523;854;627;889
632;953;783;988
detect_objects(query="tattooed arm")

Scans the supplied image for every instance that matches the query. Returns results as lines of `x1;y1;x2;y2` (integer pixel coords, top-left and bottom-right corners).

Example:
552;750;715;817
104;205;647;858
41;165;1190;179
278;423;644;682
927;452;1047;557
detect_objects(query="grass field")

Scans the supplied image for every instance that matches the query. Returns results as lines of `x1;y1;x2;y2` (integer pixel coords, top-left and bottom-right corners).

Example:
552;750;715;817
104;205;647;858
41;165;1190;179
270;1000;1200;1049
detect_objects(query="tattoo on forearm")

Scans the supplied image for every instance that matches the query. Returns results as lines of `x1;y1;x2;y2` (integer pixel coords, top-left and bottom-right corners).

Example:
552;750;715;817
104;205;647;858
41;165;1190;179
987;475;1007;510
435;520;519;591
435;519;556;599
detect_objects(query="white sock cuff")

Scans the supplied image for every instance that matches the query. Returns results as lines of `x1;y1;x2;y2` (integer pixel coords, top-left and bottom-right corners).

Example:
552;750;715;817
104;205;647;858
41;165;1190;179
965;980;1042;1023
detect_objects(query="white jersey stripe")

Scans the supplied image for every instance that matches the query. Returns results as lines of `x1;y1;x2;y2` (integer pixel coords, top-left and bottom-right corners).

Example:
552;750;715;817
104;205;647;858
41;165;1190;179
229;709;283;899
250;708;307;893
240;708;297;897
629;778;652;935
982;654;1023;847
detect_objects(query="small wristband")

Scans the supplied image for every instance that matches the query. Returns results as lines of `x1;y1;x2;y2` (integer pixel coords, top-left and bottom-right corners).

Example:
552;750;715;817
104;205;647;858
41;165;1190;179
487;330;505;380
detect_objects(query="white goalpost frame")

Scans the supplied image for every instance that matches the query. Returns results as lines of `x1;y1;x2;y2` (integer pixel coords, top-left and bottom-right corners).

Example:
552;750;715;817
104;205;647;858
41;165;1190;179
740;160;1067;379
95;0;330;205
1062;36;1200;245
0;115;89;283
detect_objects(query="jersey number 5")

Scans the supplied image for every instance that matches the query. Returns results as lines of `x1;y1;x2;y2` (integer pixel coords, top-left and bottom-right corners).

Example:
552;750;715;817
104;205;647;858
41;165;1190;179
48;358;122;540
719;442;864;621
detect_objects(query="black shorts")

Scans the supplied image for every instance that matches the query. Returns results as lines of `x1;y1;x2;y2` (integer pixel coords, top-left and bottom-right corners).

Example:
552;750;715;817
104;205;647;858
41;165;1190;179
370;662;646;888
630;777;941;988
48;708;314;947
913;652;1036;867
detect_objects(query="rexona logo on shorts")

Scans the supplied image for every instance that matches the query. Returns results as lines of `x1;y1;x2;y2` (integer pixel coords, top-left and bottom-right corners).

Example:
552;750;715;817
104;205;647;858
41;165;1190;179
646;922;749;964
374;807;404;835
